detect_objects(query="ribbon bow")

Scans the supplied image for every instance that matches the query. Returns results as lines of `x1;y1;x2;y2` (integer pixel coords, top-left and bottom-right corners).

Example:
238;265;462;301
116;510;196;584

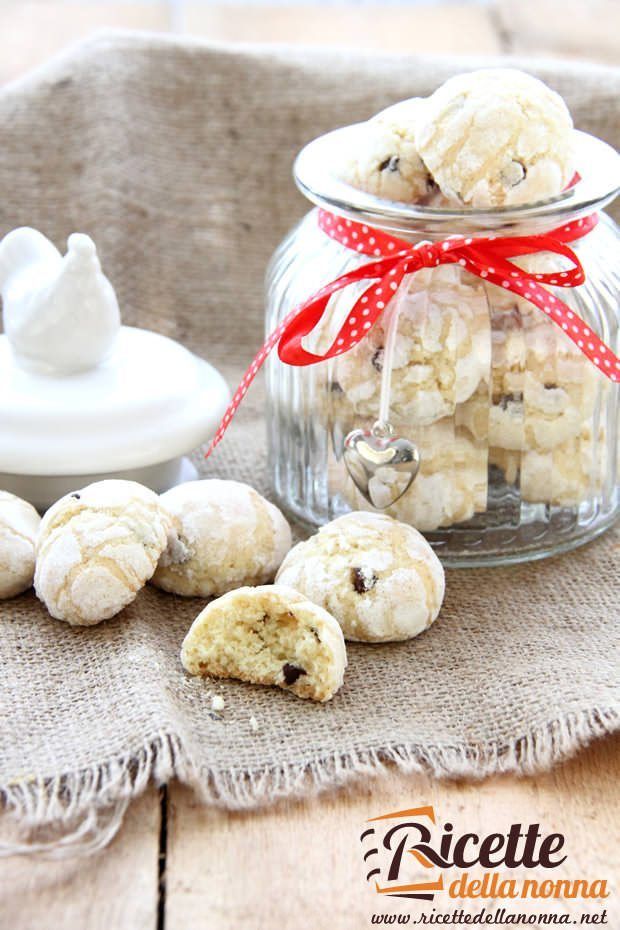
207;209;619;457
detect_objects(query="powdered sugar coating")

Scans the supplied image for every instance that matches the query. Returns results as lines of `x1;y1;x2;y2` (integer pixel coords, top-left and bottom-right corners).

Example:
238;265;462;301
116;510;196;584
339;418;488;531
339;98;434;204
328;264;490;425
0;491;40;598
152;480;292;597
276;512;445;642
490;421;606;507
35;479;173;626
416;69;574;207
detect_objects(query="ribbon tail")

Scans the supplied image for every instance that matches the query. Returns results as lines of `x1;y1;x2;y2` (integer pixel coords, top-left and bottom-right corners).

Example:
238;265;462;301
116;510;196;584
206;256;407;456
465;247;620;379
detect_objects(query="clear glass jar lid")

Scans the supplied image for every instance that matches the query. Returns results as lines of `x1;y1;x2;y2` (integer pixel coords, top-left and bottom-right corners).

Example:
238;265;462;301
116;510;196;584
294;127;620;237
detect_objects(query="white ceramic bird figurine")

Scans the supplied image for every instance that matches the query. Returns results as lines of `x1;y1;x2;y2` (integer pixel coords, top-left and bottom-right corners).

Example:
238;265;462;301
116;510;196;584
0;227;121;374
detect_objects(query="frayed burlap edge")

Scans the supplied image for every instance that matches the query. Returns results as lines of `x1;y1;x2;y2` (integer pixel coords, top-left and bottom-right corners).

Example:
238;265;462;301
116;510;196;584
1;706;617;859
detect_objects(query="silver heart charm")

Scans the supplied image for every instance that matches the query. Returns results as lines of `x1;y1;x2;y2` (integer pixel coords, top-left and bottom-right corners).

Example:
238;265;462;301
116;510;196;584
343;421;420;509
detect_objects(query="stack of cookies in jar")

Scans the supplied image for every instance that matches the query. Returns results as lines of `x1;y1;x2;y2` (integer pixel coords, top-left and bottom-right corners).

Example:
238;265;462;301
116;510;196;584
321;69;606;531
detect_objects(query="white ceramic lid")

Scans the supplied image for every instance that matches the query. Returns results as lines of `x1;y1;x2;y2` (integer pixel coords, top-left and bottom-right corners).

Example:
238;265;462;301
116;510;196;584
0;228;230;477
0;326;230;475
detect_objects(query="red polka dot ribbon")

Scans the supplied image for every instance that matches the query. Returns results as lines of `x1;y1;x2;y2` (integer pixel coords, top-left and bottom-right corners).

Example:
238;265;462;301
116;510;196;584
206;209;618;457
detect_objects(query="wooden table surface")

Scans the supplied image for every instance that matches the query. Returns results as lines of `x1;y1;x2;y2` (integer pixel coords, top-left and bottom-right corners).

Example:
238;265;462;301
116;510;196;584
1;0;618;88
3;733;619;928
1;3;618;927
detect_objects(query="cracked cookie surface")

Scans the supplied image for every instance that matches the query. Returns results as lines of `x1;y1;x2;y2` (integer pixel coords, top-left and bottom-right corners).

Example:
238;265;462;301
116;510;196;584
338;419;488;531
35;479;173;626
415;69;574;208
152;479;292;598
326;264;490;425
338;98;434;204
0;491;40;599
276;512;445;642
181;584;346;702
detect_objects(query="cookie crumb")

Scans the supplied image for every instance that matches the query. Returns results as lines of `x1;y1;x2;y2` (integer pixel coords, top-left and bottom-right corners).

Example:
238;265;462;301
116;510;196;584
211;694;225;712
249;715;259;733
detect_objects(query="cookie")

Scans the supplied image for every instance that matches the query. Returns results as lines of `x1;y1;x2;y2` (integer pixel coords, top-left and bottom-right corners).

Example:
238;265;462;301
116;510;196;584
327;264;490;425
181;584;347;702
490;422;606;507
416;69;574;208
35;479;173;626
334;418;488;531
489;306;600;452
0;491;40;598
152;480;291;597
276;512;445;642
339;98;435;204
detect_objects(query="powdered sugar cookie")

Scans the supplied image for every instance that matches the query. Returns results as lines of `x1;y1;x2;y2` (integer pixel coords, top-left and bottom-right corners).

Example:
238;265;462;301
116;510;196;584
489;307;600;452
490;422;606;507
416;69;574;208
334;419;487;531
35;479;173;626
181;584;346;702
276;512;445;642
0;491;40;598
339;98;435;204
328;264;490;425
152;480;291;597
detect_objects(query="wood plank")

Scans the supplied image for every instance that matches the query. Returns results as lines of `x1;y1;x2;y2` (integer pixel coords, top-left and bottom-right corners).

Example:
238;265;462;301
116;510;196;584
178;3;504;56
495;0;620;65
0;2;171;86
165;735;620;929
0;786;161;930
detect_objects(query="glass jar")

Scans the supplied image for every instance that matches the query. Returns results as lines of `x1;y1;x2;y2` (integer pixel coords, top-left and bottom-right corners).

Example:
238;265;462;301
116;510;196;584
265;127;620;565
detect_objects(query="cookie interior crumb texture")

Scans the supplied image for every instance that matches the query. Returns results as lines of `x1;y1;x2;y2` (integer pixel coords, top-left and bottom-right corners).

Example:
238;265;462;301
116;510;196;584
0;490;41;599
181;585;347;702
276;512;445;643
152;479;292;597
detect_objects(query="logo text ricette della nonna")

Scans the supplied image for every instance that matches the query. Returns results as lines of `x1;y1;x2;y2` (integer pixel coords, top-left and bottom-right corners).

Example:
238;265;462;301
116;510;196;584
360;806;610;902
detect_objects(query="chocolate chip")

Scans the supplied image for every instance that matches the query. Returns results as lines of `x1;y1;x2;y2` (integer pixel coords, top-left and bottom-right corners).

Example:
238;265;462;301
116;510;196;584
544;382;558;390
310;627;321;643
330;381;344;394
282;663;307;686
378;155;400;173
70;493;81;499
351;566;378;594
498;392;523;411
371;348;384;372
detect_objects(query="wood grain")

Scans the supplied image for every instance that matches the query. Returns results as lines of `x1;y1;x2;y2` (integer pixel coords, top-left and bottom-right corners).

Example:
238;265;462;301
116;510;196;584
1;787;161;930
496;0;620;64
178;3;504;56
0;2;171;86
164;736;620;929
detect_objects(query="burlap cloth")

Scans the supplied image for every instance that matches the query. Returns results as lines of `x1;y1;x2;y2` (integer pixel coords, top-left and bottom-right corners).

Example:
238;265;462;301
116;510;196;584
1;34;619;854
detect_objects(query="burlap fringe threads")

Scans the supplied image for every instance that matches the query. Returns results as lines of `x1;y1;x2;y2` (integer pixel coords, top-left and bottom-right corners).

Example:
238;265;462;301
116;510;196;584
0;706;617;859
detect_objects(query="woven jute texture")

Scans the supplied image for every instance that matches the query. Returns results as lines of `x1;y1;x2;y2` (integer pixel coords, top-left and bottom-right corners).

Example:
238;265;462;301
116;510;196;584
0;34;619;855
